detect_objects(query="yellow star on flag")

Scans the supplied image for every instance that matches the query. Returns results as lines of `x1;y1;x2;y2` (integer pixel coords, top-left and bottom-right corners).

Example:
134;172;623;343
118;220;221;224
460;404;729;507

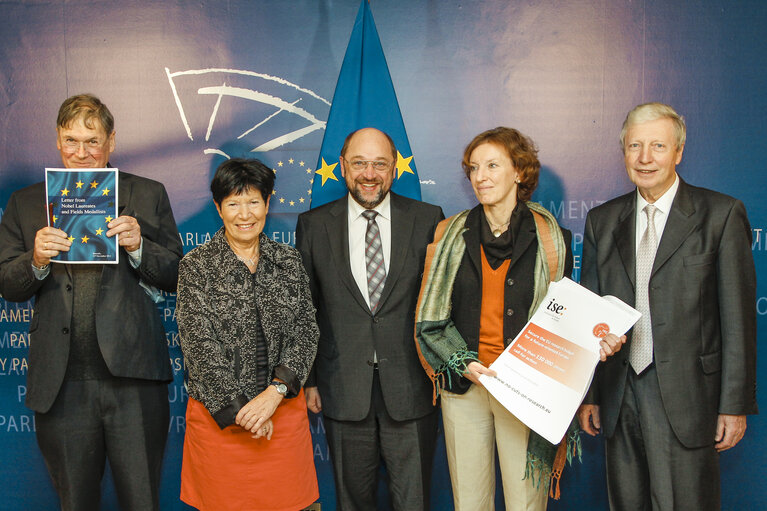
289;200;295;206
288;158;294;164
315;158;339;186
395;151;415;180
75;180;84;188
52;215;58;224
61;187;70;196
67;236;75;243
102;187;111;196
105;215;113;223
81;235;90;244
95;228;104;235
279;198;285;204
90;180;99;188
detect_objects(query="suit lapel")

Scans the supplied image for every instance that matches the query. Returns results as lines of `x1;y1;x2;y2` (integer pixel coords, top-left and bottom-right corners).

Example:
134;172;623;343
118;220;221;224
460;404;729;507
652;179;696;277
613;194;637;288
376;193;411;310
117;170;130;215
326;196;370;312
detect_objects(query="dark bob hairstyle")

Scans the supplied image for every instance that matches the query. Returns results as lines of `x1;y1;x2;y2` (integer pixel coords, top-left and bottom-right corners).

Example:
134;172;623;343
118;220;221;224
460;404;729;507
461;127;540;203
210;158;275;204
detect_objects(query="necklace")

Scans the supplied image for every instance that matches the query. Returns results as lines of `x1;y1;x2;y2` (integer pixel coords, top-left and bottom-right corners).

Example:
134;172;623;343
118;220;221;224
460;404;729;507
487;219;510;238
234;246;259;267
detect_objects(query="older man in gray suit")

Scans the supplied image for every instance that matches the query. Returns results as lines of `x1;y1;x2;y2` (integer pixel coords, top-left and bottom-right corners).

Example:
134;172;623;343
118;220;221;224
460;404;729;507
576;103;757;510
296;127;444;510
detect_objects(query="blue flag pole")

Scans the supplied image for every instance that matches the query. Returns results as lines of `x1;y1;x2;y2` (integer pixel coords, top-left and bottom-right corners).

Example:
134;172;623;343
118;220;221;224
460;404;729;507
310;0;422;208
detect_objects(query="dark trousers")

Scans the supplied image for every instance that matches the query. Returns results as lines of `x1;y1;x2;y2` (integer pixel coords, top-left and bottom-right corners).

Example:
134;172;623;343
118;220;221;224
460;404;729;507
606;365;720;511
35;378;170;511
324;370;438;511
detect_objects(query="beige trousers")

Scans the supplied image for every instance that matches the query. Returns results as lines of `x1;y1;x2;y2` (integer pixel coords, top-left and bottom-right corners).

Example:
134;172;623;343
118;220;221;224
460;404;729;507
441;384;548;511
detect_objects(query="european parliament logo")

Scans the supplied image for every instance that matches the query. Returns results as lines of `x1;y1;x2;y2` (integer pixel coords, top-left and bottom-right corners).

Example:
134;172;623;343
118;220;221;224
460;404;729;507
165;67;331;213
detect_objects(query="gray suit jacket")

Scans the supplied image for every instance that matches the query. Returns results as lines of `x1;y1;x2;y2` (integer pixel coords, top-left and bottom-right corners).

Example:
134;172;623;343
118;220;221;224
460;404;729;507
581;178;757;448
296;192;444;422
0;171;183;412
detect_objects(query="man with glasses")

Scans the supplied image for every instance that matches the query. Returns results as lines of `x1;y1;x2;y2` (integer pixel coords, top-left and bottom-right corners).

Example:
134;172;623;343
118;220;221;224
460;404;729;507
296;127;444;510
0;94;182;510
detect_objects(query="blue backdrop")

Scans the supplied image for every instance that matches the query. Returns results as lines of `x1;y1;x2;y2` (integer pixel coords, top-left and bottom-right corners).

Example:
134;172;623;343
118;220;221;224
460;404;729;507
0;1;765;509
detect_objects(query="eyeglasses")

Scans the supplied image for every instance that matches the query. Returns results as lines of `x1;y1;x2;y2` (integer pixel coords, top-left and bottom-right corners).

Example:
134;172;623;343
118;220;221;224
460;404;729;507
345;159;392;172
60;139;108;155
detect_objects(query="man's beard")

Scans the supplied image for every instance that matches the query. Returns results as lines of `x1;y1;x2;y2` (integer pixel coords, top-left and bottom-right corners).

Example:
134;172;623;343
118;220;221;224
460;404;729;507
350;182;387;209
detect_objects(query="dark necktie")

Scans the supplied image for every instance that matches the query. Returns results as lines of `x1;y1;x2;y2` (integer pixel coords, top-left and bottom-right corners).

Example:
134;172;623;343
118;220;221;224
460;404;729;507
362;210;386;313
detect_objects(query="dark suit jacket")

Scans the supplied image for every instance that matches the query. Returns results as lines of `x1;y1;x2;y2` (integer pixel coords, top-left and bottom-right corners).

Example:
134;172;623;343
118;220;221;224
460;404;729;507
0;171;183;413
581;178;757;448
296;192;444;422
449;203;573;394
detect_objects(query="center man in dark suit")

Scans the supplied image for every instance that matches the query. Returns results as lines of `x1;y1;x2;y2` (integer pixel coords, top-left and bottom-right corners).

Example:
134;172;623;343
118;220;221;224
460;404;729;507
296;127;444;510
576;103;757;510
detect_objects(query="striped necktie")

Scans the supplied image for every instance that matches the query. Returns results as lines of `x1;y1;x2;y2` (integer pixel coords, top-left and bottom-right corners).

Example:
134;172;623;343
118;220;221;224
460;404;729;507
362;210;386;313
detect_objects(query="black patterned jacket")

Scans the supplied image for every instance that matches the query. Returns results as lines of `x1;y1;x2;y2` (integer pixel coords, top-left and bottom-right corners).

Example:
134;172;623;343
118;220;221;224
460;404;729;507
177;227;318;427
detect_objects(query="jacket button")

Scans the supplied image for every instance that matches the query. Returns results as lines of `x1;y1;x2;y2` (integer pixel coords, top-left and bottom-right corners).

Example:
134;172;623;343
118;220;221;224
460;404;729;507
373;317;380;323
66;284;72;291
62;327;69;334
506;309;514;316
622;359;628;366
505;337;513;345
506;278;514;286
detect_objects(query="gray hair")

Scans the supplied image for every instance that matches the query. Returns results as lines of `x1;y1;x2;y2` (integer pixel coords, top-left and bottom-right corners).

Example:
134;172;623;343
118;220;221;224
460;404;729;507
620;102;686;151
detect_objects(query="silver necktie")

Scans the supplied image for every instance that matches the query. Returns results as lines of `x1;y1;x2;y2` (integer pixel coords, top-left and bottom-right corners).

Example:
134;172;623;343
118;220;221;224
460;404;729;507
630;204;658;374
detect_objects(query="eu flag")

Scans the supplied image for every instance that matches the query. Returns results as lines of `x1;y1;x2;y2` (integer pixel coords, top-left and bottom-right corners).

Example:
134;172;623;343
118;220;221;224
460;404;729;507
310;0;421;208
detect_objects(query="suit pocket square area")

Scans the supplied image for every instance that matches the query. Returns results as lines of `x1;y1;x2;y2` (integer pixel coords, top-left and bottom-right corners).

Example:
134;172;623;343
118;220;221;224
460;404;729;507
683;252;716;267
699;351;722;374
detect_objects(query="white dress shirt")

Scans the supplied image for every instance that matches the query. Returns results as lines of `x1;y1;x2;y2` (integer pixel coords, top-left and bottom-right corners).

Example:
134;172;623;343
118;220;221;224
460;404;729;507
635;173;680;256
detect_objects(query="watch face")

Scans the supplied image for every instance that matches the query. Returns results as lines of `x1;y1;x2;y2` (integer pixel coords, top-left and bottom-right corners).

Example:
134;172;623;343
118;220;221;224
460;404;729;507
273;382;288;395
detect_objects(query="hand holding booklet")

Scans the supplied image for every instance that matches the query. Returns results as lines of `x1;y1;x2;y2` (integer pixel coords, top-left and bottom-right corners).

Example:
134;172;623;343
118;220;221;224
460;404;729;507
45;168;119;264
479;277;640;444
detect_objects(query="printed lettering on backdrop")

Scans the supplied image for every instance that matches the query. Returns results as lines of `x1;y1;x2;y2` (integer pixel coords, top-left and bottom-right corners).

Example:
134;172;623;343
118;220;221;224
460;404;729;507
0;1;764;510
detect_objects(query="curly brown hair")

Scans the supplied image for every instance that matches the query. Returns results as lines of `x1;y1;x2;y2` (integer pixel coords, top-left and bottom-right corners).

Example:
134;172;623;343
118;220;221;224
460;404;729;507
461;127;540;202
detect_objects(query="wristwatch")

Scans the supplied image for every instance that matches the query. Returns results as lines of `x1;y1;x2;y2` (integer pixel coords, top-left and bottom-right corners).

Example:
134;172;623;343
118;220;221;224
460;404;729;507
270;381;288;396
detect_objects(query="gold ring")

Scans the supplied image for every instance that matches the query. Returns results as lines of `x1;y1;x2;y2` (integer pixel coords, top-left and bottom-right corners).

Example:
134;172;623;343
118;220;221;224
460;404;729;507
44;242;48;250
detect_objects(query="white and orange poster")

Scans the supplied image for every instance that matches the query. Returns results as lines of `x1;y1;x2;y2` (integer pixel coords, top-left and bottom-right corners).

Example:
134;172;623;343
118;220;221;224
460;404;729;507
479;278;640;444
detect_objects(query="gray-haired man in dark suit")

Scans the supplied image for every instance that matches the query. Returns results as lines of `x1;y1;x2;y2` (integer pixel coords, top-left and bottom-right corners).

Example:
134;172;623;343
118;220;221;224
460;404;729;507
577;103;757;510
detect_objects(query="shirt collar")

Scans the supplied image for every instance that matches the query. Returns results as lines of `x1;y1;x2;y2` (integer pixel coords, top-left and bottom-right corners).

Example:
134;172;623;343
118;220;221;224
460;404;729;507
347;192;392;221
636;173;679;217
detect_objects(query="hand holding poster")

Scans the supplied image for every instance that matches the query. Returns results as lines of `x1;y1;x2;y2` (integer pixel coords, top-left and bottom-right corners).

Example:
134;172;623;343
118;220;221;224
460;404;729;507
45;168;119;264
479;277;640;444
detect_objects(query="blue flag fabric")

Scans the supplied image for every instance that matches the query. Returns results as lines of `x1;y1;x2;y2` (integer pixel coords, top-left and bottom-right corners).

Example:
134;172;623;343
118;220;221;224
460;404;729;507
310;0;421;208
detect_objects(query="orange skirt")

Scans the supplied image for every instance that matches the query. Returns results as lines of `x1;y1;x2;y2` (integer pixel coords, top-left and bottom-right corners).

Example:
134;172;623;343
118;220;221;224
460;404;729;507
180;391;318;511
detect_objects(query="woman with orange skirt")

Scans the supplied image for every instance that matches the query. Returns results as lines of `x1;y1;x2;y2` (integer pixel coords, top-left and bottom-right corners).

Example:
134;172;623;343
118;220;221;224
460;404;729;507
177;158;319;510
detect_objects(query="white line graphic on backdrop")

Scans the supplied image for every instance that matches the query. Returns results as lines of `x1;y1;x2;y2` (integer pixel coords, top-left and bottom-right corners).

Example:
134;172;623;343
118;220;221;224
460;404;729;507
165;67;330;153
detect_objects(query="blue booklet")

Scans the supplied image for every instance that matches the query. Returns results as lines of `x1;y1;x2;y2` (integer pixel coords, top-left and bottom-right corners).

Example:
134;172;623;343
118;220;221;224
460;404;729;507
45;168;119;264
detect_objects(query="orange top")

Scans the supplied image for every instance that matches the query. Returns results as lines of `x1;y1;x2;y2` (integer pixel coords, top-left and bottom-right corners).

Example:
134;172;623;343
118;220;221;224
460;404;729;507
477;246;512;366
